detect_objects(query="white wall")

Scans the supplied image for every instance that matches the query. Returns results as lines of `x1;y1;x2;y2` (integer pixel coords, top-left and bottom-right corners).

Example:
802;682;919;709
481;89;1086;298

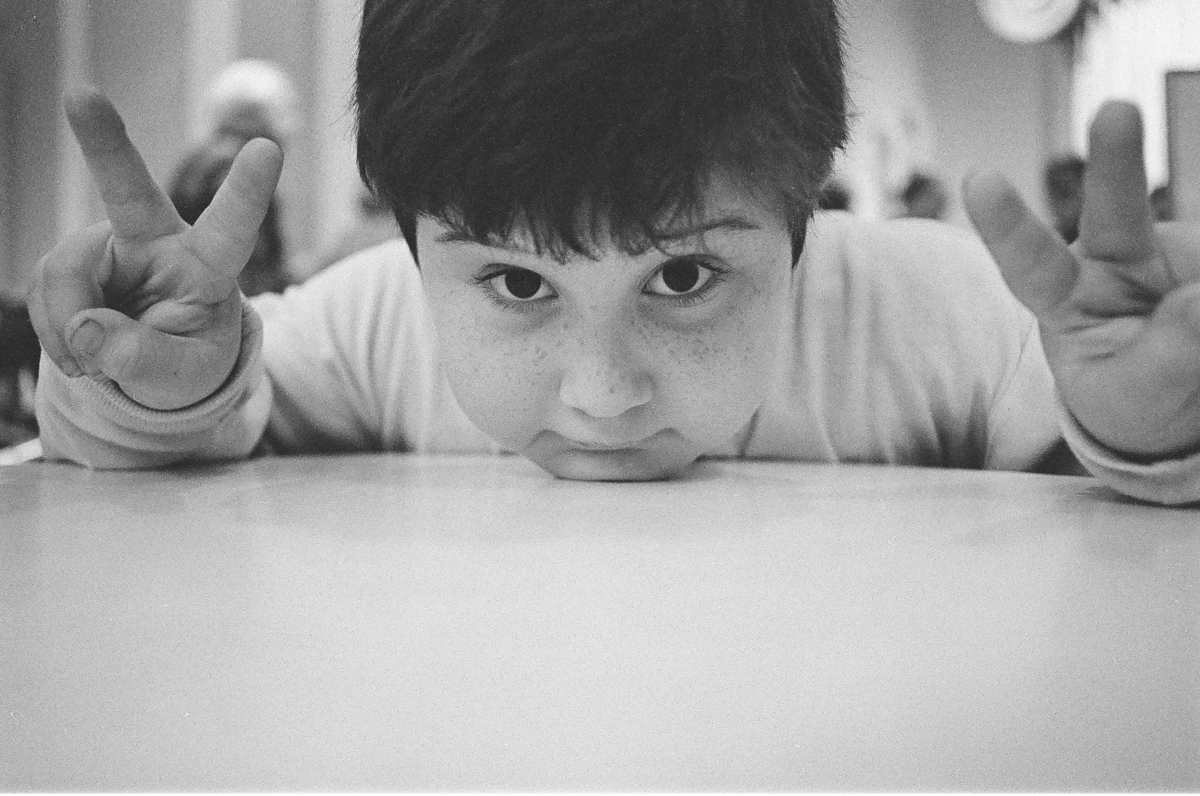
837;0;936;220
1073;0;1200;193
915;0;1067;226
837;0;1071;227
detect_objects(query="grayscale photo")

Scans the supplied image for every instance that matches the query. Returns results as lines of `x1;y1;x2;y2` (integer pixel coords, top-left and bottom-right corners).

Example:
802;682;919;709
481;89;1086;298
2;0;1199;790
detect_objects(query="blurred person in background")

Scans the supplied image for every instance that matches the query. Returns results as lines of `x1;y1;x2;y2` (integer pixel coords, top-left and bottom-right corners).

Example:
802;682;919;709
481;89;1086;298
1044;155;1086;244
167;59;299;296
169;138;292;296
307;184;400;275
817;178;852;212
1150;184;1175;222
200;59;300;152
897;172;948;220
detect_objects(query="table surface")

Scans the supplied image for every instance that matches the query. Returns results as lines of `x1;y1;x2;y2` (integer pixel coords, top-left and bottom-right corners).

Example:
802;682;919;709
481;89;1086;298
2;454;1198;790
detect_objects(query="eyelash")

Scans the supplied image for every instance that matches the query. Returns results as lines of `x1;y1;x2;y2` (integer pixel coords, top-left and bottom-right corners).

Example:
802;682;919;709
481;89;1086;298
650;257;728;307
475;257;729;311
475;267;555;312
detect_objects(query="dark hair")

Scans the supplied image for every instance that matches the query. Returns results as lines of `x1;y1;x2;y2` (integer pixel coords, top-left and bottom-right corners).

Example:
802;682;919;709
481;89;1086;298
168;140;291;296
355;0;848;264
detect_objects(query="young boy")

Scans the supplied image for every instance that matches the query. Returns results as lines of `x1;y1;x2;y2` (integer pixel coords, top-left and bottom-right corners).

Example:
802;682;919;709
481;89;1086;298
29;0;1200;505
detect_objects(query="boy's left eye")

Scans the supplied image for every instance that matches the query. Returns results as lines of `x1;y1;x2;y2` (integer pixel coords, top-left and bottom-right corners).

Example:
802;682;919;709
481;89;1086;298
644;257;720;297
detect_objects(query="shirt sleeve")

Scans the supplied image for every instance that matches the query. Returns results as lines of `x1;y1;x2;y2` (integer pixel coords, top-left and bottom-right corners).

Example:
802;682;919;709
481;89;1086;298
1058;398;1200;505
35;300;272;469
251;240;437;454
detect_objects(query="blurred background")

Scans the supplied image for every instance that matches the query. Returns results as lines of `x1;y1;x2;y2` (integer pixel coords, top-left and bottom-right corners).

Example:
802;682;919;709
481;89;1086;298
1;0;1199;299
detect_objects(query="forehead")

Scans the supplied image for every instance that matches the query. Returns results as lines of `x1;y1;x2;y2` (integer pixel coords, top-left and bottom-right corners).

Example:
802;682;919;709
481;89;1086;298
429;173;788;260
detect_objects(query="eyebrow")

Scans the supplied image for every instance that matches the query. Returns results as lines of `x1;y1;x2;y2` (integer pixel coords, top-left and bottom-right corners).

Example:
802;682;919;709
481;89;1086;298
654;215;761;240
434;215;762;253
434;229;534;253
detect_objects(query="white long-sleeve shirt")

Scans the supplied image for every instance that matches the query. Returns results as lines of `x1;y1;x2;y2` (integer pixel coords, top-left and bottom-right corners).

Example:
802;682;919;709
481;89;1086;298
35;211;1200;504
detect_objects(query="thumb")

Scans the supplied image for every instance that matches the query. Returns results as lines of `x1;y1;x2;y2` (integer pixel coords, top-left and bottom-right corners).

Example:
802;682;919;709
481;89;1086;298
65;307;234;410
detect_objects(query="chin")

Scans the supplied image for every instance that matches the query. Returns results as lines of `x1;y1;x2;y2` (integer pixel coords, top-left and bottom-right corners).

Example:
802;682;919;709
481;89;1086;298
530;448;697;482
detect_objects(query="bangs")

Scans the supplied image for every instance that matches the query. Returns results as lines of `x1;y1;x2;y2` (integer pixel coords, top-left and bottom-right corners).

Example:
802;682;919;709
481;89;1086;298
356;0;847;260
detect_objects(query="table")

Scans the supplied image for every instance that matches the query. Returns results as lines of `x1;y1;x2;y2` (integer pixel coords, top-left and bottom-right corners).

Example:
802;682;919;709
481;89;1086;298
1;454;1197;790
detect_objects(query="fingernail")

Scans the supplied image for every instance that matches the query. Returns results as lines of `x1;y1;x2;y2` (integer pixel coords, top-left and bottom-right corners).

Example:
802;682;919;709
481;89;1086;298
69;320;104;357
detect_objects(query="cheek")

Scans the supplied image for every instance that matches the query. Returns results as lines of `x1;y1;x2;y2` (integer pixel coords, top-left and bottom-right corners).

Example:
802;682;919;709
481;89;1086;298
427;292;553;445
656;275;792;433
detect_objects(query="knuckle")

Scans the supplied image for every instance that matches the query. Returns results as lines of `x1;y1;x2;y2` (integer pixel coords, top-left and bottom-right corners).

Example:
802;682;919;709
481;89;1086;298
41;223;112;281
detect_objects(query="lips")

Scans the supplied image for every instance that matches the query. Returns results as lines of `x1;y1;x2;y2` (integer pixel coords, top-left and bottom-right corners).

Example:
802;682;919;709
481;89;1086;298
527;429;692;481
553;429;665;451
566;439;645;452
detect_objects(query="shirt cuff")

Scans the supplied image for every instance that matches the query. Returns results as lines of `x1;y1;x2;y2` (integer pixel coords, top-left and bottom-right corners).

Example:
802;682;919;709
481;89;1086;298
36;300;267;468
1058;396;1200;506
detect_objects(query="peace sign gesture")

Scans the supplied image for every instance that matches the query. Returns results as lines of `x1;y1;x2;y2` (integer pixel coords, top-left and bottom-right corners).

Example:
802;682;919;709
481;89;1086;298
966;100;1200;462
29;88;283;410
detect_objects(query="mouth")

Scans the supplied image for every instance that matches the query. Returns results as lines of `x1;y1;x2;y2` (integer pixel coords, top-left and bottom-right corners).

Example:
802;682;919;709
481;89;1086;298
567;439;645;452
556;430;666;452
526;430;694;481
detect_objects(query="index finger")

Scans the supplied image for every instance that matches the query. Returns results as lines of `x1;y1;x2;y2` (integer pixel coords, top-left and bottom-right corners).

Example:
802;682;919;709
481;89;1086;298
64;88;185;242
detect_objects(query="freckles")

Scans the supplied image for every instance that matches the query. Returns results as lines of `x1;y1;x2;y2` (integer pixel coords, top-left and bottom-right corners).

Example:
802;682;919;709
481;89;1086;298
671;332;720;368
674;301;771;371
654;302;783;412
650;326;737;396
465;333;554;409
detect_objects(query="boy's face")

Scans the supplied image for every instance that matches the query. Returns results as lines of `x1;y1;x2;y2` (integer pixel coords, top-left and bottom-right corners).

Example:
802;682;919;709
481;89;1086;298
418;179;796;480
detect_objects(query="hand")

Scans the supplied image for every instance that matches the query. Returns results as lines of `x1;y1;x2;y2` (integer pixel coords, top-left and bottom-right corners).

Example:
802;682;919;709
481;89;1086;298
965;100;1200;460
29;88;283;411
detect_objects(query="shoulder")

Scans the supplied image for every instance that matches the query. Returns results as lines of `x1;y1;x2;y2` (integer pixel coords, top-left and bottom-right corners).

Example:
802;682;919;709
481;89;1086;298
792;211;1042;422
249;237;433;380
301;238;418;296
254;239;421;321
805;210;1004;295
801;210;1031;335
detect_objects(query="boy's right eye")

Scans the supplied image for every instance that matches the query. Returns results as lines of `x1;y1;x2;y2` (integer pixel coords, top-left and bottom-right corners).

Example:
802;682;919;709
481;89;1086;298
483;266;554;302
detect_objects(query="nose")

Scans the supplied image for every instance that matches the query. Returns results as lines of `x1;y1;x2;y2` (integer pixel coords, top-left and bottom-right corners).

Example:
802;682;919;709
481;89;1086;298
558;327;652;419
